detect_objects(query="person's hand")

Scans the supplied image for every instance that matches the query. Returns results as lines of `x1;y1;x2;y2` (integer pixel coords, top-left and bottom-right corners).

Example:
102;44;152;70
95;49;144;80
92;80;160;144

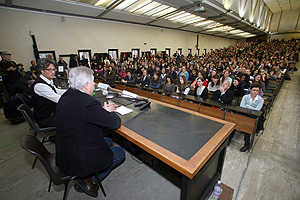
103;101;118;112
219;86;225;93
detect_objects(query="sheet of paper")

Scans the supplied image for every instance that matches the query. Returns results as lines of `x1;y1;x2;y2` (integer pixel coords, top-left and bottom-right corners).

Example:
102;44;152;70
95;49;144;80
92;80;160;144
116;106;133;115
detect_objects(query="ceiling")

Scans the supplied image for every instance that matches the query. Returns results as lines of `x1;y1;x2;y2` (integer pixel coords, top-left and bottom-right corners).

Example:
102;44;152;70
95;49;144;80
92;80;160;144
1;0;278;39
263;0;300;13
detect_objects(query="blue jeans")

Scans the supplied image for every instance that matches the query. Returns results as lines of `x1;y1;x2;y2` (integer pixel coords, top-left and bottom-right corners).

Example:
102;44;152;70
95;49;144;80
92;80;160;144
93;137;125;182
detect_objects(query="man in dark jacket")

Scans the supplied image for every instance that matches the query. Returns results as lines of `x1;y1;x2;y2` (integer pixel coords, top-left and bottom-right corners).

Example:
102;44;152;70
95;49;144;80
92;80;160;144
56;67;125;198
211;81;234;104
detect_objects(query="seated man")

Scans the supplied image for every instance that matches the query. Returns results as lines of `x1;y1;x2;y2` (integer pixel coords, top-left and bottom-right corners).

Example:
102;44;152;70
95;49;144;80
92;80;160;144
31;58;66;128
239;83;264;152
210;81;234;104
121;70;137;85
56;67;125;198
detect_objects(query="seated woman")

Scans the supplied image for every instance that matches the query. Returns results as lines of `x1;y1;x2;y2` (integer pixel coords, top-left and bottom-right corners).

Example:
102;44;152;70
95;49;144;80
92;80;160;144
160;67;168;85
149;72;161;89
176;75;190;95
140;69;150;87
193;77;208;99
253;73;265;91
229;77;244;97
211;81;234;104
220;70;232;86
207;74;221;92
191;71;207;90
163;75;175;94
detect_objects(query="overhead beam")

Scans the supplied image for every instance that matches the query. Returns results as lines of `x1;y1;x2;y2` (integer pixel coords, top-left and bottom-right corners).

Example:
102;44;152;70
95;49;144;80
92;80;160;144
97;0;125;18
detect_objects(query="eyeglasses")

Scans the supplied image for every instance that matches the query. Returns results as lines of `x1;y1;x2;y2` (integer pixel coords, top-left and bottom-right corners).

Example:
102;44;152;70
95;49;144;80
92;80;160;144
4;54;11;56
44;68;56;72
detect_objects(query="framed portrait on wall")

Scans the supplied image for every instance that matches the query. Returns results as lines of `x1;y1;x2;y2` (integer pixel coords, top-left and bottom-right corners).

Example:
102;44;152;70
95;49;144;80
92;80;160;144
38;51;56;61
78;49;92;68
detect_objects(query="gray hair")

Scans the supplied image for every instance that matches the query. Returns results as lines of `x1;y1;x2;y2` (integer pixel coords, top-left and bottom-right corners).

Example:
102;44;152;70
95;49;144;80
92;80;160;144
69;67;94;90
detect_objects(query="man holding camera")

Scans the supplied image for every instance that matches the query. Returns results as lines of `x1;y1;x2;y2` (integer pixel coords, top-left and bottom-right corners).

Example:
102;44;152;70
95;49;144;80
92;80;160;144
0;51;21;93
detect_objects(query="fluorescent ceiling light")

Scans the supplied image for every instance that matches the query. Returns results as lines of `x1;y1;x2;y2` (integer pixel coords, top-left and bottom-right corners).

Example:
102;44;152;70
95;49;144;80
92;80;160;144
134;2;161;14
114;0;139;10
143;5;169;16
194;20;214;27
124;0;152;12
151;7;176;17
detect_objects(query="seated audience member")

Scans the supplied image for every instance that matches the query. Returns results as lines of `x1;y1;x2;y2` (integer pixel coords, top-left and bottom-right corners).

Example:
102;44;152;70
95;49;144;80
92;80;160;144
104;65;116;85
163;75;175;94
189;69;197;82
9;71;33;97
240;73;251;89
121;70;136;84
268;69;277;80
210;81;234;104
179;67;189;81
239;83;264;152
3;92;32;124
169;66;177;80
149;72;161;89
229;77;244;97
191;71;207;89
176;75;190;95
220;70;232;86
31;58;66;128
253;73;265;92
56;67;125;198
207;74;220;92
140;69;150;87
160;67;167;84
193;77;208;99
100;66;108;80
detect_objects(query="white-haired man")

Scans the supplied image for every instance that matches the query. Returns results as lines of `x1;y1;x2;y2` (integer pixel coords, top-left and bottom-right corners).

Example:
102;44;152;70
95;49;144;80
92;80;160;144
56;67;125;197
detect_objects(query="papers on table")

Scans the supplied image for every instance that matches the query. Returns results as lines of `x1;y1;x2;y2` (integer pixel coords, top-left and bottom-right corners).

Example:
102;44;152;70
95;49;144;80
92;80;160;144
121;90;140;99
116;106;133;115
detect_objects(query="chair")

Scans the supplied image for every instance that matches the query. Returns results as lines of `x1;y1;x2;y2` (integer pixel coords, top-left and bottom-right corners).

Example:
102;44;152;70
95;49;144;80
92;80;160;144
21;135;107;200
21;135;76;200
18;104;56;168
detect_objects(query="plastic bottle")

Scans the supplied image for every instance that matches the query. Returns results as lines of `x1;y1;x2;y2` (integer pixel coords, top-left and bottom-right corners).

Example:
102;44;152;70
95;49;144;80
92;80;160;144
211;180;222;200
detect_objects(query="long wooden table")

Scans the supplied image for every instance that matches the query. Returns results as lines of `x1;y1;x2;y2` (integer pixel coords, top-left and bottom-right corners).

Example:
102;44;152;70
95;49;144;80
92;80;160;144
95;92;235;200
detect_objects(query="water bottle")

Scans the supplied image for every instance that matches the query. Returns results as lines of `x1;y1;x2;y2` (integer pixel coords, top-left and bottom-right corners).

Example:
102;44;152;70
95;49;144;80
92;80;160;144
211;180;222;200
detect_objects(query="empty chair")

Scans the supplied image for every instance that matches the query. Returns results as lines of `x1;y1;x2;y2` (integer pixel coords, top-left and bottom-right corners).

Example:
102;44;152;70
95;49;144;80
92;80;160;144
18;104;56;168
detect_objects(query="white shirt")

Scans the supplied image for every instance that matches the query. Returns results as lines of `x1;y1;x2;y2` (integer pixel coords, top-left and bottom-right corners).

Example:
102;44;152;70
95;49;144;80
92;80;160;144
34;75;66;103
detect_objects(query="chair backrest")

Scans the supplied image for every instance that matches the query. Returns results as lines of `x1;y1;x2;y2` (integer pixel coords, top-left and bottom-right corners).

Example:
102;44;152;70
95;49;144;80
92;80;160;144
18;104;40;133
16;93;31;109
21;135;71;185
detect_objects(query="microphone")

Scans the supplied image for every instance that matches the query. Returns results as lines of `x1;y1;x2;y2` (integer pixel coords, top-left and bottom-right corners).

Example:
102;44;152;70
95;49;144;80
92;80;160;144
102;90;120;96
139;100;151;110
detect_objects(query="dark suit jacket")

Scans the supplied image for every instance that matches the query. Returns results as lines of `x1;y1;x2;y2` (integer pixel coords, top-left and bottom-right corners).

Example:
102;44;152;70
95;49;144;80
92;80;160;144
193;86;208;99
55;88;121;177
211;89;234;104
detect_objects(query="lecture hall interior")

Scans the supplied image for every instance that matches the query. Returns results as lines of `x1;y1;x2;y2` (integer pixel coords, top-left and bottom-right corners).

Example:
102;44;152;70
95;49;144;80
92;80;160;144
0;0;299;200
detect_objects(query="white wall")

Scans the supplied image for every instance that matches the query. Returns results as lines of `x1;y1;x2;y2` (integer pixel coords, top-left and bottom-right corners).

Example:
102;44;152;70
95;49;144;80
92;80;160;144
270;9;300;32
270;33;300;41
0;8;238;70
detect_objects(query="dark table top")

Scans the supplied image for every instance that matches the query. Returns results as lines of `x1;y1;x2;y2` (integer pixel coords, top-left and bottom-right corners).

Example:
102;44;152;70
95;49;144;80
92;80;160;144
94;91;235;179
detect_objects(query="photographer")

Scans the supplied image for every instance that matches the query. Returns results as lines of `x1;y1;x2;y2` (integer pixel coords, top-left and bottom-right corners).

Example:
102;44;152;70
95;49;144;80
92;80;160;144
0;51;22;94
